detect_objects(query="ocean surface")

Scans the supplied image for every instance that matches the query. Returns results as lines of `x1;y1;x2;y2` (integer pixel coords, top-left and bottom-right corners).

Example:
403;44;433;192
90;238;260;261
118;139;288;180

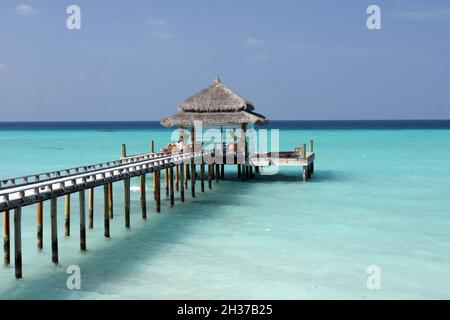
0;121;449;299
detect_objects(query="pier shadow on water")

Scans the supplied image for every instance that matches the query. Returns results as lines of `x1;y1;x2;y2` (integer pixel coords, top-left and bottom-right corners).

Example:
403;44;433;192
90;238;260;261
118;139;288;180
1;180;258;299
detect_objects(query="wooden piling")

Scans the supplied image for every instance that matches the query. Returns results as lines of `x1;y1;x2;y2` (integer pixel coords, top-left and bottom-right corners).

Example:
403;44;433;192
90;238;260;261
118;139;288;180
303;166;309;182
88;188;94;229
309;140;314;153
221;164;224;179
108;182;114;219
155;170;161;213
215;164;220;182
151;140;155;153
79;190;86;251
14;207;22;279
180;164;185;202
175;165;179;191
208;164;213;189
124;178;130;228
3;210;10;266
140;174;147;219
37;202;43;250
164;168;169;198
200;164;205;192
104;184;110;238
51;197;58;265
191;164;196;197
169;167;174;207
238;164;241;178
64;194;70;237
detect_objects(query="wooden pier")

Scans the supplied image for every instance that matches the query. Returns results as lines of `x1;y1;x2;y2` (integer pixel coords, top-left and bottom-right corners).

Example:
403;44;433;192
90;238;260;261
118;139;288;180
1;76;316;279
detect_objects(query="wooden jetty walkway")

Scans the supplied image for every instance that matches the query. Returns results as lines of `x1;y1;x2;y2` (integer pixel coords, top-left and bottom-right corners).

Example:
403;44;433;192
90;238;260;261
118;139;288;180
1;76;315;279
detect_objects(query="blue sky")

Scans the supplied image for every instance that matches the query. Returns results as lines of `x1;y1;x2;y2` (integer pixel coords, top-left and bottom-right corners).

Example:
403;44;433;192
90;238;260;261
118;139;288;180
0;0;449;120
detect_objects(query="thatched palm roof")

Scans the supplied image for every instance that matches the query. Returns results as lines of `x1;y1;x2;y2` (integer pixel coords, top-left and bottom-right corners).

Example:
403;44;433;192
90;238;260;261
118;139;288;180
161;76;267;127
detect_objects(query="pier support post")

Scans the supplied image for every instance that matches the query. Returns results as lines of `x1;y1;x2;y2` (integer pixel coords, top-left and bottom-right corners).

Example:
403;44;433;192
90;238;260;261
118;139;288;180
65;194;70;237
215;164;220;182
180;164;185;202
79;190;86;251
124;177;130;228
51;197;58;265
303;166;309;182
191;164;196;197
108;182;113;219
208;164;213;189
104;184;110;238
238;164;241;178
3;210;10;266
88;188;94;229
154;171;161;213
200;164;205;192
175;165;179;191
170;167;175;207
14;207;22;279
164;168;169;198
221;164;224;179
37;202;43;250
140;174;147;219
151;140;155;153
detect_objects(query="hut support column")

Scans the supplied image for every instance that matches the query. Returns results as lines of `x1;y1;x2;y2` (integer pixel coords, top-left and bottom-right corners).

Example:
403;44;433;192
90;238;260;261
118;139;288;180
51;197;58;265
221;164;224;179
124;178;130;228
65;195;70;237
79;190;86;251
238;164;241;178
140;174;147;219
169;167;175;207
37;202;43;250
215;164;220;182
88;188;94;229
180;164;185;202
104;184;110;238
3;210;10;266
14;208;22;279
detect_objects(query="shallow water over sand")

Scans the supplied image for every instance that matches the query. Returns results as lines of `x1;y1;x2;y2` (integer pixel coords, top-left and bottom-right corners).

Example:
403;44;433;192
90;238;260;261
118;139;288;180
0;122;449;299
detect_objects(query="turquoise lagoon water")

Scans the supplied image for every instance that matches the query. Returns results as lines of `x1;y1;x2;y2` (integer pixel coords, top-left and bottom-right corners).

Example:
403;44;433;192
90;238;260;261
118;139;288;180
0;121;449;299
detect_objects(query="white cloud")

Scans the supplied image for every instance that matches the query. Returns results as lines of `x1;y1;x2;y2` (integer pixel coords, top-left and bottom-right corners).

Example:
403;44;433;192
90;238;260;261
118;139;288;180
15;3;37;16
244;37;266;47
392;8;450;20
147;18;168;26
149;30;172;40
257;53;270;61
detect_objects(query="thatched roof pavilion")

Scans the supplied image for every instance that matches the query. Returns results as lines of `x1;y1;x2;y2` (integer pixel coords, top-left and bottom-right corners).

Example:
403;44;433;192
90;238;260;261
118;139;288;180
161;76;267;127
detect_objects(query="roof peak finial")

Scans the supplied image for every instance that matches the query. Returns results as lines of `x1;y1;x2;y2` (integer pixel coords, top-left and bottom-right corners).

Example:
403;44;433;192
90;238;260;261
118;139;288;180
214;74;221;83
